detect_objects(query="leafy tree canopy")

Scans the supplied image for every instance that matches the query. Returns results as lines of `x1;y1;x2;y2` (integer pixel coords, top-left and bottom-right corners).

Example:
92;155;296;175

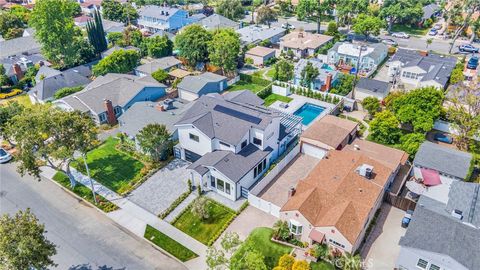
216;0;245;21
92;49;140;76
140;35;173;58
300;61;319;88
369;110;402;145
136;123;171;161
174;24;212;67
53;86;84;99
362;96;381;118
273;59;294;82
380;0;423;32
399;133;425;156
101;0;138;23
208;28;241;75
352;14;384;38
256;5;277;27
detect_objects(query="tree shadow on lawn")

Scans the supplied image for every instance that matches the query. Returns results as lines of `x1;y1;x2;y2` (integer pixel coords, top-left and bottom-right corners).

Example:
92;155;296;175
69;264;125;270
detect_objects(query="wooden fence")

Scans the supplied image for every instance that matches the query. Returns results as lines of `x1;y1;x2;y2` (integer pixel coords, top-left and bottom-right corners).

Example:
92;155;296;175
384;192;417;211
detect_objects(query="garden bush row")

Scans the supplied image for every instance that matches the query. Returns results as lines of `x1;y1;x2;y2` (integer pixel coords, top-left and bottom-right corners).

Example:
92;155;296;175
158;182;193;219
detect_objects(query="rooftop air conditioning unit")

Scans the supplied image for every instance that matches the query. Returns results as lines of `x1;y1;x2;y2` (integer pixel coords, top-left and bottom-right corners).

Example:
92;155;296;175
451;209;463;220
356;164;374;179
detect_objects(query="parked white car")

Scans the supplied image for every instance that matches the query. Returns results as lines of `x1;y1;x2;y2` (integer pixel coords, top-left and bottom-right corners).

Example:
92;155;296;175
391;32;410;39
0;148;12;163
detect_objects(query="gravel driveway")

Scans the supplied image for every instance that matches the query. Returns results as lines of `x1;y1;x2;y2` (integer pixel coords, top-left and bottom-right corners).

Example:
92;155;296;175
128;159;191;215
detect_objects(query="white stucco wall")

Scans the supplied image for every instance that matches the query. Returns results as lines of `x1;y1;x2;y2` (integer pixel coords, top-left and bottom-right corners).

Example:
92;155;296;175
396;247;468;270
177;125;212;156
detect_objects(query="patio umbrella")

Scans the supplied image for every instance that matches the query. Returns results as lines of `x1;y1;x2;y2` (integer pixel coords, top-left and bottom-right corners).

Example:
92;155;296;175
406;181;426;195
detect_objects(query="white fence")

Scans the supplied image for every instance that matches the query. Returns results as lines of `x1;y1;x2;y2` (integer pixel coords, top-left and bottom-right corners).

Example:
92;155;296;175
248;144;300;217
227;75;240;86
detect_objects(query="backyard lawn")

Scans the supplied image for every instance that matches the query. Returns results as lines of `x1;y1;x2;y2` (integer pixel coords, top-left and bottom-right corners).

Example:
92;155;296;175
227;80;266;93
52;172;118;213
310;260;336;270
172;197;236;245
231;227;292;269
1;94;32;107
71;137;145;194
263;93;292;107
144;225;198;262
391;25;429;36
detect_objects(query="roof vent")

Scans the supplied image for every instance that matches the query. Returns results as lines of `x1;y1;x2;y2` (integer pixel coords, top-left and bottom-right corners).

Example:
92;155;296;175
356;164;374;179
288;186;296;197
451;209;463;220
161;10;164;15
354;144;360;150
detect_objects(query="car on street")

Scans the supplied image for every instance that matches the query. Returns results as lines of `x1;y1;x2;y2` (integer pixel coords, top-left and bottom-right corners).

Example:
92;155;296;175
459;44;479;53
433;23;443;30
0;147;12;163
401;210;414;228
281;23;295;30
428;29;438;36
381;38;398;46
433;133;453;144
345;32;380;43
467;56;479;69
391;32;410;39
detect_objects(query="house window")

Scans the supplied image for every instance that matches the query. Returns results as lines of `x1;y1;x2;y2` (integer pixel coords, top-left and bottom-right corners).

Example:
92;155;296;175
429;264;440;270
219;141;230;147
241;140;247;149
210;176;216;188
253;137;262;146
99;113;106;122
217;179;225;192
254;158;266;178
328;239;345;249
114;106;122;116
225;182;231;195
416;259;428;269
289;221;302;235
189;133;199;142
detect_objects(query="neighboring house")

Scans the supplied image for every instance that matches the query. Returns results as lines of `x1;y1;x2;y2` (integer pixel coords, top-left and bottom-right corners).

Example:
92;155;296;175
78;0;102;15
327;42;388;74
118;99;193;142
74;15;93;27
196;14;240;31
101;45;140;58
397;182;480;270
134;56;181;77
29;65;92;103
235;25;286;46
0;54;47;84
174;92;302;201
280;31;333;58
293;58;339;91
102;19;126;34
422;3;440;23
388;49;457;89
413;141;473;181
354;77;391;101
280;149;395;253
137;5;196;33
177;72;227;101
300;115;358;159
148;29;175;41
245;46;276;66
0;36;41;59
53;73;166;124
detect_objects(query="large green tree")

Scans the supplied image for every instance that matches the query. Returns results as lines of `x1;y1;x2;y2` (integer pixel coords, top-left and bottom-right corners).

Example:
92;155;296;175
273;59;294;82
0;209;57;270
0;101;24;146
352;14;384;38
380;0;423;32
256;5;277;27
208;28;241;75
362;96;381;118
0;12;24;39
447;0;480;53
216;0;245;21
335;0;369;28
5;105;97;186
206;232;242;269
101;0;138;23
399;133;425;156
136;123;171;162
86;9;108;55
175;24;212;67
29;0;81;67
140;35;173;58
300;61;319;88
296;0;333;33
369;110;402;145
92;49;140;76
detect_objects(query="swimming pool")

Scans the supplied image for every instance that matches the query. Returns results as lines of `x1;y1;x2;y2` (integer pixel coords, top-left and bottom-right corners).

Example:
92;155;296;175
293;103;326;125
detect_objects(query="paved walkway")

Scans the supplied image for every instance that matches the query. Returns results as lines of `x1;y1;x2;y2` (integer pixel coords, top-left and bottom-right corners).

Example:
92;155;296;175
41;166;208;269
342;109;370;138
164;191;197;223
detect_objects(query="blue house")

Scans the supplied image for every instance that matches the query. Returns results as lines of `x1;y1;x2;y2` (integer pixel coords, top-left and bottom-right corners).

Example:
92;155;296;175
177;72;227;101
53;74;166;125
293;58;339;91
137;5;197;33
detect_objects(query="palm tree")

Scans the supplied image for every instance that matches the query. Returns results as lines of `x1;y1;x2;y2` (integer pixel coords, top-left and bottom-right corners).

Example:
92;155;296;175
341;252;362;270
272;220;290;241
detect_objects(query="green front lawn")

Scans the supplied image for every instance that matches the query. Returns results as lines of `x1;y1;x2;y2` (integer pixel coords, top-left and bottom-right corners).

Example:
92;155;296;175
310;261;336;270
263;93;293;107
172;198;236;245
52;172;119;213
1;94;32;108
144;225;198;262
391;25;429;36
227;80;266;93
71;137;145;194
265;68;276;80
231;227;292;269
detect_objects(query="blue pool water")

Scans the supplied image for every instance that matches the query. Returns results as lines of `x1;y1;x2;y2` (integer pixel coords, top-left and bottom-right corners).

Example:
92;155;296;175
293;103;325;125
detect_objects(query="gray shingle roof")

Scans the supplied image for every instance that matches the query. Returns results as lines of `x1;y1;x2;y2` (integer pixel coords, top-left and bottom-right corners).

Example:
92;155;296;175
118;99;193;137
399;194;480;270
175;94;281;145
422;3;440;20
355;78;390;95
197;14;239;30
139;5;181;20
223;90;264;106
0;36;41;59
135;56;181;75
188;144;272;183
235;25;286;44
0;53;46;77
102;19;125;33
413;141;473;179
177;72;226;94
329;42;387;62
57;73;165;114
446;181;480;227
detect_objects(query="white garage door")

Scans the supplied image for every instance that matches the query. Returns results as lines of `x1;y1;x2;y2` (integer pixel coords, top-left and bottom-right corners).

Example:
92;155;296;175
301;143;327;159
179;90;199;101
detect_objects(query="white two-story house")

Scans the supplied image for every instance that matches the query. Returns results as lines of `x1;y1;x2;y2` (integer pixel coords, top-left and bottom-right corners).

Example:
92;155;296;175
174;91;302;201
137;5;196;33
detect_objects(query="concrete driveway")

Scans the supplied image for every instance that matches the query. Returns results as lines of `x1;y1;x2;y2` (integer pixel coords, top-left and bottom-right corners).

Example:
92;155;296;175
128;159;190;216
220;206;278;241
362;204;407;270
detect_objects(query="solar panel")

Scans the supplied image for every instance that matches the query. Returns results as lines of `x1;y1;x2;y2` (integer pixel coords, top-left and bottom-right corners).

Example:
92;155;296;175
213;105;262;124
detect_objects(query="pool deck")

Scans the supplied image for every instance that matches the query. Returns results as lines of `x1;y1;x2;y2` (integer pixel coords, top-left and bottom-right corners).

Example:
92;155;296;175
269;94;336;129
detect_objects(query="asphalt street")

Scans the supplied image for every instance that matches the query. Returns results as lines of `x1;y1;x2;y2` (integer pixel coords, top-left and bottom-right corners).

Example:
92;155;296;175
0;162;186;270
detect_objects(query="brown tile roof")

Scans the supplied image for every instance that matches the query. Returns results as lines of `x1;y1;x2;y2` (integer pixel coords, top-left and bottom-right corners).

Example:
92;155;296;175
281;150;393;244
245;46;276;57
344;138;409;171
280;31;333;50
301;115;358;149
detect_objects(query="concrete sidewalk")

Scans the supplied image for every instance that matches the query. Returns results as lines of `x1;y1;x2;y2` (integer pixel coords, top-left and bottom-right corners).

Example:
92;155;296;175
41;167;208;269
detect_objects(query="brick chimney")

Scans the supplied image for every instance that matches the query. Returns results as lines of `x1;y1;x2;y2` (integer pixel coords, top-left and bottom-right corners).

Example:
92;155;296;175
298;31;304;38
104;99;117;125
13;64;23;80
288;186;296;198
325;73;333;91
419;50;428;57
